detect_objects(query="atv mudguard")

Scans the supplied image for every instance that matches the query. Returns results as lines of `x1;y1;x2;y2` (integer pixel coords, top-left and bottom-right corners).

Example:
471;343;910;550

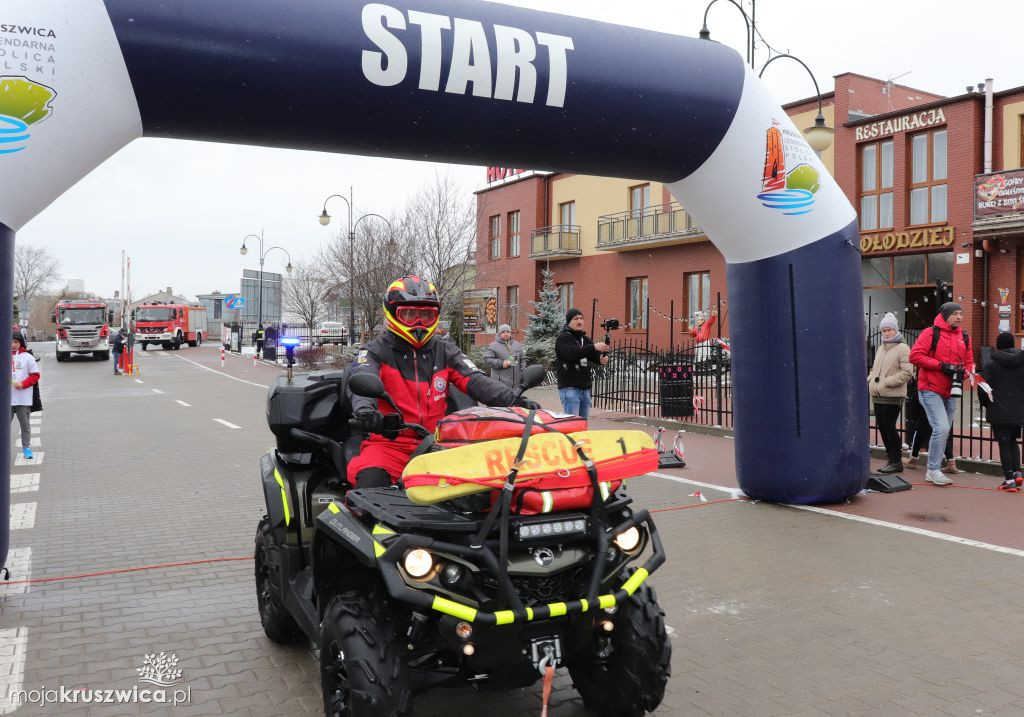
260;452;297;544
314;502;378;568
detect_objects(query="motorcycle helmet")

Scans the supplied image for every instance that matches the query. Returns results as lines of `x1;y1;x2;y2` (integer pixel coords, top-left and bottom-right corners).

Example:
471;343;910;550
384;275;440;348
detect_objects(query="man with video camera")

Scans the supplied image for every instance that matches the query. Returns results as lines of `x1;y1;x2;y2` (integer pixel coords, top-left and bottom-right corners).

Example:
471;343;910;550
909;302;974;486
555;308;610;418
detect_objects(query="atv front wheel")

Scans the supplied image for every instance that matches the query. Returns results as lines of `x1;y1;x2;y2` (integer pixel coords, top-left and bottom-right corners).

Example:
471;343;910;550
569;569;672;717
320;586;412;717
254;517;304;643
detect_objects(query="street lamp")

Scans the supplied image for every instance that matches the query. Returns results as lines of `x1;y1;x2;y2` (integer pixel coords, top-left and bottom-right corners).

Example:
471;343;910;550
318;192;394;342
698;0;753;68
759;54;834;154
239;230;293;337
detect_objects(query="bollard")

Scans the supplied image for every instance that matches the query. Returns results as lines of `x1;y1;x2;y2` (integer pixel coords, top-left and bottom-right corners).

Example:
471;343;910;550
252;352;257;368
220;347;225;368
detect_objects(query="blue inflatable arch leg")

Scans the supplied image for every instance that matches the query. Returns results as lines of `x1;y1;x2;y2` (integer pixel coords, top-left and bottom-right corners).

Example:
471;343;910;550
0;0;868;570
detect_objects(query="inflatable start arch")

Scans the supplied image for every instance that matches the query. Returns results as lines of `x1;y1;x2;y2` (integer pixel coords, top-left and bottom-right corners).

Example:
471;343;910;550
0;0;869;569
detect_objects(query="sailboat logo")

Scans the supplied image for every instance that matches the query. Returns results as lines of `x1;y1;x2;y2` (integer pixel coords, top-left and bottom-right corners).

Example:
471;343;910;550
757;120;820;215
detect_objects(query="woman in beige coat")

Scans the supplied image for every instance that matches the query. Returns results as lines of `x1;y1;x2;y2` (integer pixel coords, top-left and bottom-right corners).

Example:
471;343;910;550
868;312;914;473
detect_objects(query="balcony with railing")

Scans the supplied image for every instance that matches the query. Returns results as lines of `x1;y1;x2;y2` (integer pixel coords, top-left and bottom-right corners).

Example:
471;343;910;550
597;202;702;250
530;225;582;260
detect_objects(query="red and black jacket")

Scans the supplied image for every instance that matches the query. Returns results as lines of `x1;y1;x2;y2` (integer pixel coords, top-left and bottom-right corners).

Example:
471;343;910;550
350;333;519;437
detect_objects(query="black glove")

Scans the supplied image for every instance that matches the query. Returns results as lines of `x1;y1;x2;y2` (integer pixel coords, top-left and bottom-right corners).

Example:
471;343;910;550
352;409;387;434
514;396;541;411
939;363;963;376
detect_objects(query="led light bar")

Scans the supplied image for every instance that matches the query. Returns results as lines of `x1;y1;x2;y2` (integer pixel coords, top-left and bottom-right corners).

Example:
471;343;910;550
515;517;587;541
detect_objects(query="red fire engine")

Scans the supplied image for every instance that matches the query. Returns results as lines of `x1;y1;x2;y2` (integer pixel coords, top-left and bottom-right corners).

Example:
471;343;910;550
134;303;208;350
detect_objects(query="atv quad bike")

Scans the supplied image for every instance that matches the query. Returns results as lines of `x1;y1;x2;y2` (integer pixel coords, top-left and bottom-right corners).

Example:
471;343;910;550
255;364;671;716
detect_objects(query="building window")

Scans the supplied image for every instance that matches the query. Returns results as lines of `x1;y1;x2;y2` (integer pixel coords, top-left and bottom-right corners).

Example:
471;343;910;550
908;129;947;225
685;271;711;320
859;140;893;231
557;283;574;314
627;277;648;330
489;215;501;259
861;253;951;288
213;300;222;320
506;285;519;328
559;201;576;228
629;183;651;217
507;210;520;257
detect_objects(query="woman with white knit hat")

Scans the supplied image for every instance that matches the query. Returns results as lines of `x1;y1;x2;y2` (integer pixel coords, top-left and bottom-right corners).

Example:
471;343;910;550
867;312;914;473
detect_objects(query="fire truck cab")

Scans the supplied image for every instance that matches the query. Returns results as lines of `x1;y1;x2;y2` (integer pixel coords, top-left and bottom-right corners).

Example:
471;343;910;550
134;303;208;351
52;300;113;362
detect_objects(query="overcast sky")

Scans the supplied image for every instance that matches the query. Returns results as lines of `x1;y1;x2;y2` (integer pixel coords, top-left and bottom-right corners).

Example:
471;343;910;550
15;0;1019;300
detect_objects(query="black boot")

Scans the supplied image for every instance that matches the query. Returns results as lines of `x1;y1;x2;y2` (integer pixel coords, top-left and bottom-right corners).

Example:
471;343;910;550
879;462;903;474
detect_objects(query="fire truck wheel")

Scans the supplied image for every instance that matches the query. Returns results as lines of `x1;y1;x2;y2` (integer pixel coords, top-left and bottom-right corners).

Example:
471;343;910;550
173;334;182;350
196;333;203;347
55;351;67;362
187;340;197;348
141;342;148;351
162;342;172;350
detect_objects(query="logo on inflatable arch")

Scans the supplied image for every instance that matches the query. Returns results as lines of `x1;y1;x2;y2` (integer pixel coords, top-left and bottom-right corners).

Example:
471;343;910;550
757;119;820;215
0;76;57;155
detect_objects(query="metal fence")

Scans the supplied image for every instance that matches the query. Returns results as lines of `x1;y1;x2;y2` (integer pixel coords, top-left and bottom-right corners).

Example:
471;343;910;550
593;331;1013;466
592;336;732;428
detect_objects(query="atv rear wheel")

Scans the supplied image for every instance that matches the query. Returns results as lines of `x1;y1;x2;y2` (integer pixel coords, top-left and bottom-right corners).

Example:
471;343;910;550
569;569;671;717
254;517;304;643
320;586;412;717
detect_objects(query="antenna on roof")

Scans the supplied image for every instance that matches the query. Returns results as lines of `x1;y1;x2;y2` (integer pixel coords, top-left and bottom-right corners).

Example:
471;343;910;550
883;71;911;112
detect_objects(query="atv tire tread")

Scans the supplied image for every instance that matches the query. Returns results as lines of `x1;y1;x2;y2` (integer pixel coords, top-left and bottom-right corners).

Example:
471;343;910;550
569;568;672;717
254;517;304;644
320;586;413;717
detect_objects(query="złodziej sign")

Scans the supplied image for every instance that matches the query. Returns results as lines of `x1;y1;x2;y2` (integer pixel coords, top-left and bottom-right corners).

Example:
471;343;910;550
975;170;1024;218
860;226;955;254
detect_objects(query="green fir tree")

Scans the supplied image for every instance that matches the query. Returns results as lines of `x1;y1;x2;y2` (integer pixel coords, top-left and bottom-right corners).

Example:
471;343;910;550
524;269;564;368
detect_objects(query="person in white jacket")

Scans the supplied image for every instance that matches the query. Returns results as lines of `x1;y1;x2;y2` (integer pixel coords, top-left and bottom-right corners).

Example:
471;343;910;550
11;333;40;459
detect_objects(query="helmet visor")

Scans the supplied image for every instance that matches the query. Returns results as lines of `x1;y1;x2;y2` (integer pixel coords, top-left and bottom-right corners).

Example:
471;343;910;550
395;305;439;328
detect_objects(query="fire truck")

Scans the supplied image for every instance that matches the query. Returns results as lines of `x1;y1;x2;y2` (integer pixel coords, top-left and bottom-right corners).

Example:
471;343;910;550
134;303;208;350
52;299;113;362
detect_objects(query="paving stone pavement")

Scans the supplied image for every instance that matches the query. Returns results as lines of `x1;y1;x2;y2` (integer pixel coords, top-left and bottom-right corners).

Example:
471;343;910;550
2;344;1024;716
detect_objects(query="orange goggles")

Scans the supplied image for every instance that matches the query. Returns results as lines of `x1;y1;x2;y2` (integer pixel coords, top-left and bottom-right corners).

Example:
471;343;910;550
395;306;439;327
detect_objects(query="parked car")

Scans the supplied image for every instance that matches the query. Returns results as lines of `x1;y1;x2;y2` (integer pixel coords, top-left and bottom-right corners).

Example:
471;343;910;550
315;321;348;346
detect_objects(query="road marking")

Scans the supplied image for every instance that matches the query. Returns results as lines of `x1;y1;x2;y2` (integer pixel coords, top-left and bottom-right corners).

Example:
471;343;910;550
14;452;42;467
134;378;144;384
13;438;41;448
9;502;36;530
9;474;39;493
0;547;32;596
30;426;40;434
646;471;1024;559
168;353;269;389
213;418;241;430
175;400;191;407
0;627;29;714
152;388;164;394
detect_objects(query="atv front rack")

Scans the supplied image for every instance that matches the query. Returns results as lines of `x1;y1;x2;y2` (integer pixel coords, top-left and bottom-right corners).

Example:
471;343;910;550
367;507;665;626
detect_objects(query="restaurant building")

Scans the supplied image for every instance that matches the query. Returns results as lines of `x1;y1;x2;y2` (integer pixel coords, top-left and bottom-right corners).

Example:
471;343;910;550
473;73;1024;350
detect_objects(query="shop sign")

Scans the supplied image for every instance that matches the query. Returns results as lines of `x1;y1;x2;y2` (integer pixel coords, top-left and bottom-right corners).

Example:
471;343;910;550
859;226;955;254
975;169;1024;218
854;108;946;141
462;288;498;333
486;167;526;183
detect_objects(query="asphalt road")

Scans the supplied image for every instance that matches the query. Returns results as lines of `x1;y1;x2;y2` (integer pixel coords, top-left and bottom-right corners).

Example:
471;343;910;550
2;343;1024;716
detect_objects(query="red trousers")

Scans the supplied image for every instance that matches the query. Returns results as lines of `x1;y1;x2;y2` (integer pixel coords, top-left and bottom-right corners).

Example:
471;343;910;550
346;436;419;486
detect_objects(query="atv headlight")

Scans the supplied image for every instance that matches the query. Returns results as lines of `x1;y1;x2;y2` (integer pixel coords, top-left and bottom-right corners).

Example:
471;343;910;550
613;526;641;554
403;549;434;579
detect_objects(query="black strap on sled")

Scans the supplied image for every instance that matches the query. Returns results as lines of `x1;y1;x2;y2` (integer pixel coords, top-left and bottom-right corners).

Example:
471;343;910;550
472;409;537;608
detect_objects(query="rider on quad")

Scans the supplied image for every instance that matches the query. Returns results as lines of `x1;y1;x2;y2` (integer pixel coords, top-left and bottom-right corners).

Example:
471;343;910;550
348;275;539;488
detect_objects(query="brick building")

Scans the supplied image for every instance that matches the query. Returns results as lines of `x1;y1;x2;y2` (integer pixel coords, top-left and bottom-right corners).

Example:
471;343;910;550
473;73;1024;351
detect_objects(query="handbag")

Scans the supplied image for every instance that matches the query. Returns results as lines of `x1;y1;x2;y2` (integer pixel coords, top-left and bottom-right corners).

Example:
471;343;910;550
30;382;42;412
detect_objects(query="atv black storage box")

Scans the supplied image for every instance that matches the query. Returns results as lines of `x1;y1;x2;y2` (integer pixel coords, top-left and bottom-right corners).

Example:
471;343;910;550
266;370;350;452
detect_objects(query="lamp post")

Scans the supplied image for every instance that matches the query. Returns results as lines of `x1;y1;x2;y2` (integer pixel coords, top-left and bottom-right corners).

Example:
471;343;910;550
759;54;834;154
698;0;753;68
318;192;394;342
239;230;293;338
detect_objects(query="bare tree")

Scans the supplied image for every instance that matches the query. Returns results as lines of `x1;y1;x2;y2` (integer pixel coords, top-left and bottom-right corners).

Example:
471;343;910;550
403;172;476;307
14;245;61;303
283;259;332;332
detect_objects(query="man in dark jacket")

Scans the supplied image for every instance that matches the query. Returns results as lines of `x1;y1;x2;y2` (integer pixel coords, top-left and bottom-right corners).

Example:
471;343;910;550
909;302;974;486
554;308;609;418
980;331;1024;491
347;276;539;488
111;327;127;375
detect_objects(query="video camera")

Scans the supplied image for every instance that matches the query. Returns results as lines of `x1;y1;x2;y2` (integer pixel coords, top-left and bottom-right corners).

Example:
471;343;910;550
600;318;620;332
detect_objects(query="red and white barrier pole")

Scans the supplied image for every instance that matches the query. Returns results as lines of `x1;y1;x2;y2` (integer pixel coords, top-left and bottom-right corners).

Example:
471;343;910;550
252;351;257;368
220;347;225;368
